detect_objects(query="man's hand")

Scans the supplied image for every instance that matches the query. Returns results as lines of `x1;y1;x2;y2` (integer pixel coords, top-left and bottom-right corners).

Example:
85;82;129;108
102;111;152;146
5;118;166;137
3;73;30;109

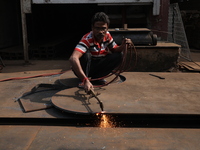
122;38;134;49
84;79;94;93
114;38;134;52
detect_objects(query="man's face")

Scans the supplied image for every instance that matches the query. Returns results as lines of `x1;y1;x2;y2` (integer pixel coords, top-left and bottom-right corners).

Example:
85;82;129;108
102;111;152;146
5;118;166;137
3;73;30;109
92;21;108;42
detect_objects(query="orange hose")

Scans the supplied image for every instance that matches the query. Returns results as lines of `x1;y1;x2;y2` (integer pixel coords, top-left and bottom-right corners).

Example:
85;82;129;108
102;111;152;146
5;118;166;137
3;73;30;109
0;46;137;84
0;71;67;82
92;44;137;88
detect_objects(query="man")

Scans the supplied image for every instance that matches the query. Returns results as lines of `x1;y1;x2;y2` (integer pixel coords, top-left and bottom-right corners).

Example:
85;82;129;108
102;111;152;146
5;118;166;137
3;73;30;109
70;12;133;93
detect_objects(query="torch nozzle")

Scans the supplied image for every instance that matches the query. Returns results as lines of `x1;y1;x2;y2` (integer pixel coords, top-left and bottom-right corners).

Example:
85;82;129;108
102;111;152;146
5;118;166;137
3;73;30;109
99;101;104;111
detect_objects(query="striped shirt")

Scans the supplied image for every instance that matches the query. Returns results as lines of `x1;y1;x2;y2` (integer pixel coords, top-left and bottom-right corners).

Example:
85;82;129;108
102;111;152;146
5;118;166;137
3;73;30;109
74;31;118;57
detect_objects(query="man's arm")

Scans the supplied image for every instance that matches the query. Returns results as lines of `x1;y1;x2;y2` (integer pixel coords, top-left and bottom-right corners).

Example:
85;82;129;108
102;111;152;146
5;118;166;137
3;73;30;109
69;50;93;92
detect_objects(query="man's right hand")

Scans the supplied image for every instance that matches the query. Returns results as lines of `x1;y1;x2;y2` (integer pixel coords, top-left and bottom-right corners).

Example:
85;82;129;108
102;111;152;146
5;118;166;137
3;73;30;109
84;79;94;93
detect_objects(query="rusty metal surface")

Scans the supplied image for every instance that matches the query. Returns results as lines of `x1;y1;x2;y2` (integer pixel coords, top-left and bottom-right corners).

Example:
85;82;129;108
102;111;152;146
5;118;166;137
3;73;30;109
19;98;53;112
102;72;200;114
0;126;41;150
51;87;104;114
52;72;200;115
58;70;79;87
1;60;200;149
0;60;70;117
1;71;200;117
1;125;200;150
0;58;200;117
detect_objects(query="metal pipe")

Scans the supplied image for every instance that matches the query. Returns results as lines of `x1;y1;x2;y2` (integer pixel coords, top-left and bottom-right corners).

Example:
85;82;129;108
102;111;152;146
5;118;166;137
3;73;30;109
20;0;29;63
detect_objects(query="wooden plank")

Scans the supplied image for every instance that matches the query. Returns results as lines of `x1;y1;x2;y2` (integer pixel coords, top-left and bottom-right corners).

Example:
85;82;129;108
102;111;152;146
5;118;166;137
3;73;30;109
180;62;200;71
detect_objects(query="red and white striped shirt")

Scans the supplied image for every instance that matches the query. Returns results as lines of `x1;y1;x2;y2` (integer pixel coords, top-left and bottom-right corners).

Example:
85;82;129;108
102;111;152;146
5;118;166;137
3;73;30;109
74;31;118;57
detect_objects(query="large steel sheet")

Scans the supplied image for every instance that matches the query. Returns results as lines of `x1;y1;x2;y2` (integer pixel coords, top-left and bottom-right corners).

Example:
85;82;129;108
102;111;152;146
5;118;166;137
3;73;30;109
1;126;200;150
52;72;200;115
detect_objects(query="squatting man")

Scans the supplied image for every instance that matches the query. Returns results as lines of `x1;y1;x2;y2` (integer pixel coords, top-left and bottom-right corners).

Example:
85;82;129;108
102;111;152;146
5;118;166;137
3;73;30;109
69;12;133;93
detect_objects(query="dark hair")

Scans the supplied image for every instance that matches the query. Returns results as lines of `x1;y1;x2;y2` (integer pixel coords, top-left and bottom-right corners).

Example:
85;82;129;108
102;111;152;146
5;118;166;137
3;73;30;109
91;12;110;26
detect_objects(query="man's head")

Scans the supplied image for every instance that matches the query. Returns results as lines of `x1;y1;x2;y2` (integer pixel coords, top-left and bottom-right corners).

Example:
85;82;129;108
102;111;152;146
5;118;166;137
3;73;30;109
91;12;110;27
91;12;110;42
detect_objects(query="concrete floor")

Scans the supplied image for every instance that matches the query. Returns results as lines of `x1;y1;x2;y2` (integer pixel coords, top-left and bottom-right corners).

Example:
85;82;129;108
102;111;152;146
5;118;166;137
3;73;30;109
0;51;200;150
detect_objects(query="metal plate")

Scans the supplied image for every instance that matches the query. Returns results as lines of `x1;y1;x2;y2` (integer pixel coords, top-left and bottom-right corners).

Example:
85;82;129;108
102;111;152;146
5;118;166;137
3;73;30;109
52;72;200;115
58;70;79;88
51;87;105;114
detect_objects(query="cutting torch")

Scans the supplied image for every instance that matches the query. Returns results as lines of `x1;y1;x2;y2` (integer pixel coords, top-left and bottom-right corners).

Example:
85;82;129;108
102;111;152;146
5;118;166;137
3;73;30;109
88;89;104;112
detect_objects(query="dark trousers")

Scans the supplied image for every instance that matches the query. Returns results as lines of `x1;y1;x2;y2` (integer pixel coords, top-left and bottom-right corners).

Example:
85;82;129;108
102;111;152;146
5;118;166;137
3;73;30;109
80;52;122;79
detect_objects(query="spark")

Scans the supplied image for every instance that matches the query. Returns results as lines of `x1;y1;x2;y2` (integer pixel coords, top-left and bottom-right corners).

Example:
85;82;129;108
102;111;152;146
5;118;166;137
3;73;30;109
96;112;116;128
